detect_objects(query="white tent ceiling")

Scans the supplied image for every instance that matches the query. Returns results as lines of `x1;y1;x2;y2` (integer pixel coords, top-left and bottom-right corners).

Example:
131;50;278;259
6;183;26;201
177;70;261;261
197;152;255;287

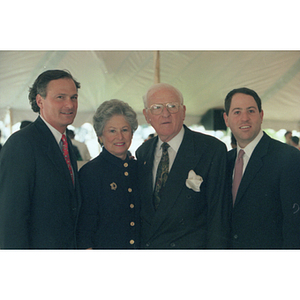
1;50;300;131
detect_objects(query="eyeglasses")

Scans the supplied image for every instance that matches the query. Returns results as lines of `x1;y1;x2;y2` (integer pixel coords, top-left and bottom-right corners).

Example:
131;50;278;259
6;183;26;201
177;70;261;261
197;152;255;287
148;102;182;115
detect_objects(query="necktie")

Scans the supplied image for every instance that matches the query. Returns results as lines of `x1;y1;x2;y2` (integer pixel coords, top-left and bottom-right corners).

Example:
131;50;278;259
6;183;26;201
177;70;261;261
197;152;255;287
61;134;74;184
153;142;170;210
232;149;245;205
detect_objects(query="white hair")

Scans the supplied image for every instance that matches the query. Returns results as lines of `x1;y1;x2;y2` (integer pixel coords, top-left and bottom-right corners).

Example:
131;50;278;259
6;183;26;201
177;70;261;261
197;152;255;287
143;83;184;108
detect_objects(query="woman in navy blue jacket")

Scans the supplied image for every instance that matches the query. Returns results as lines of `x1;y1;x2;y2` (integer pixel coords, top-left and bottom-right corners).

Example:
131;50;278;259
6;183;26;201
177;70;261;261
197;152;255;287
77;99;140;249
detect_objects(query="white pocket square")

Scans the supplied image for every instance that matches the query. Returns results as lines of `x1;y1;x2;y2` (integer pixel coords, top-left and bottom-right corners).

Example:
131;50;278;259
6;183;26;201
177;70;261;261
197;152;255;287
185;170;203;192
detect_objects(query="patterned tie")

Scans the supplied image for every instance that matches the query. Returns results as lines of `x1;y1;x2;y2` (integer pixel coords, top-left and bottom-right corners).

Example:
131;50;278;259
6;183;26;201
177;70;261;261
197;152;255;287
232;149;245;205
61;134;74;185
153;142;170;210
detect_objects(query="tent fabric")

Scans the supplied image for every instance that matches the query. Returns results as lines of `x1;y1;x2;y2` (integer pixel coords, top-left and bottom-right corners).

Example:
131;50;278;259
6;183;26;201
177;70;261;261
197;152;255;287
1;50;300;131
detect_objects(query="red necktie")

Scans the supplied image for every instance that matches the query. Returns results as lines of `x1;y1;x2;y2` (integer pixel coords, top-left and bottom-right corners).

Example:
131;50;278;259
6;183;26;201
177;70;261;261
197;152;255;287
232;149;245;205
61;134;74;184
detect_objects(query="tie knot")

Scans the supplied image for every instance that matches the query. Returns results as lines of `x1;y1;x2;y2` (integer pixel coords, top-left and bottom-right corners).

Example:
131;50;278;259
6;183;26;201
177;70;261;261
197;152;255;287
61;134;67;144
238;149;245;159
162;142;170;152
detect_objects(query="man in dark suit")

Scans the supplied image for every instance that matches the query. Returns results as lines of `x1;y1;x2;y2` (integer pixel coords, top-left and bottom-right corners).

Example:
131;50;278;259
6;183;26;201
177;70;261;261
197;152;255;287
136;83;230;249
0;130;2;152
223;87;300;249
0;69;81;249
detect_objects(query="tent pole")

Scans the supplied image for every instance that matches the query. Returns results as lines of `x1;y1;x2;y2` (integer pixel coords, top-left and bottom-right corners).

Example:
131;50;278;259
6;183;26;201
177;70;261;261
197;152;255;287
154;51;160;84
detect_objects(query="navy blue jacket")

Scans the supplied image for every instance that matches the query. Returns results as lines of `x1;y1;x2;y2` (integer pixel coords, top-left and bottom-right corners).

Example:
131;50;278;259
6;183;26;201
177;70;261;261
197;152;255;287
136;125;230;249
227;132;300;249
0;116;81;249
77;147;140;249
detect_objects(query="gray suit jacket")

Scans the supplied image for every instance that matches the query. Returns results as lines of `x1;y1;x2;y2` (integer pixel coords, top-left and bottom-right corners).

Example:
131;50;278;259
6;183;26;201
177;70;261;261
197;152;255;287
136;125;230;249
0;116;81;249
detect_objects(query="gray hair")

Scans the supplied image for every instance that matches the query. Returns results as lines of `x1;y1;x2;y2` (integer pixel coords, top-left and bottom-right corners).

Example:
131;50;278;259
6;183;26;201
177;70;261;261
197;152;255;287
143;83;184;108
93;99;138;138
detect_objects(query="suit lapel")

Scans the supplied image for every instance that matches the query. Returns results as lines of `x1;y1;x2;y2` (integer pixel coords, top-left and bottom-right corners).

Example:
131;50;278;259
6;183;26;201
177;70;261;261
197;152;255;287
149;126;209;234
140;137;158;222
35;117;75;192
234;133;269;205
227;148;236;205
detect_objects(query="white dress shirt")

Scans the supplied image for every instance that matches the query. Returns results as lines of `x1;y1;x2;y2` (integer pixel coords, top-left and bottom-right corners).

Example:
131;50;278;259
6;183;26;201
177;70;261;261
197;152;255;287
235;130;264;174
40;115;65;146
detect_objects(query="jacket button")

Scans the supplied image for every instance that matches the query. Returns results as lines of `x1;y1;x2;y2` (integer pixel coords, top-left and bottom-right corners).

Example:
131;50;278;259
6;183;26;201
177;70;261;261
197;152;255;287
130;204;134;208
233;234;238;239
128;188;132;193
130;222;135;226
124;172;129;176
129;240;135;245
124;163;128;167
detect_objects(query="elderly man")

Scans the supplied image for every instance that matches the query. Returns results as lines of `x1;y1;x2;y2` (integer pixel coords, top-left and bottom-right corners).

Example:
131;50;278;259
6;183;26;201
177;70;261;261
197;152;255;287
136;83;230;249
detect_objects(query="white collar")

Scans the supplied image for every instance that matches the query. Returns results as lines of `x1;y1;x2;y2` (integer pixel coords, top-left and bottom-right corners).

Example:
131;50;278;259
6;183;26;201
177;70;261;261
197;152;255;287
40;115;66;144
237;130;264;158
157;126;184;152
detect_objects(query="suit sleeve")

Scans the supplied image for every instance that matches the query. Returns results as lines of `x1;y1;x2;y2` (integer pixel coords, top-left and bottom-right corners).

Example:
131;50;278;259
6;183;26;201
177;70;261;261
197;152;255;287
0;134;35;249
77;165;99;249
280;147;300;248
205;141;231;248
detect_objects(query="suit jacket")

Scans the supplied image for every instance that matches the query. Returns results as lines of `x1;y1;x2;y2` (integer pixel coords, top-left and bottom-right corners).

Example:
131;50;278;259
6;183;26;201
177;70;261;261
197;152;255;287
0;116;81;249
136;125;230;249
227;132;300;249
77;147;140;249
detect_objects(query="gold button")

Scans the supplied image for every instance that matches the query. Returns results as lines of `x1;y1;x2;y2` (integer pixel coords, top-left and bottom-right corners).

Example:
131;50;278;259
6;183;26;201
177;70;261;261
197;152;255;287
144;161;146;165
124;163;128;167
130;222;135;226
124;172;129;176
128;188;132;193
130;240;135;245
130;204;134;208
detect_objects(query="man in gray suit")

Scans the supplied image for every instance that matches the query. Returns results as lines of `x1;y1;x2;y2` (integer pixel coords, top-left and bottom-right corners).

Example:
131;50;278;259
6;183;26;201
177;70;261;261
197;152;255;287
136;83;230;249
0;69;81;249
